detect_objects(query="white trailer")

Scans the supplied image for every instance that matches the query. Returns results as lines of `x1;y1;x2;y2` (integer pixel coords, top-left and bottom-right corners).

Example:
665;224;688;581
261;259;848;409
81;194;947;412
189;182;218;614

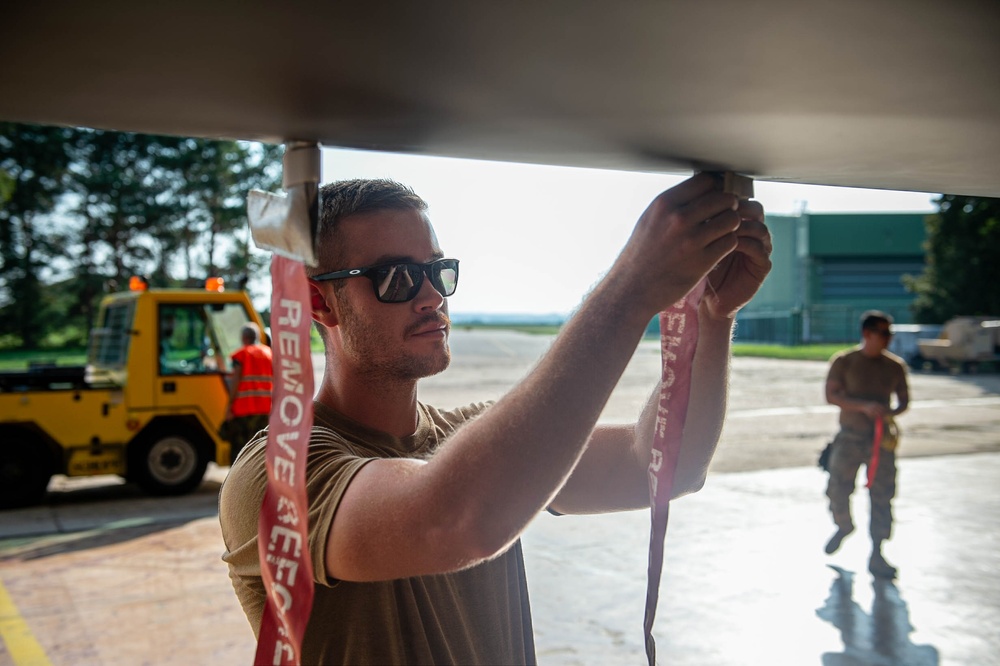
917;317;1000;373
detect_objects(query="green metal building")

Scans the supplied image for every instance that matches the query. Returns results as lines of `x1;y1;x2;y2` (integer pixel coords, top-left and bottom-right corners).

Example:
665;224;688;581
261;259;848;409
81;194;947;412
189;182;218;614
736;212;931;344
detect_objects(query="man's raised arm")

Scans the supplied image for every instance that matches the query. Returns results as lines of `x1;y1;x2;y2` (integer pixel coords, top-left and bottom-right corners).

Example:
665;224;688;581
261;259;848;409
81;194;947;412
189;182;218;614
325;174;765;582
547;199;772;515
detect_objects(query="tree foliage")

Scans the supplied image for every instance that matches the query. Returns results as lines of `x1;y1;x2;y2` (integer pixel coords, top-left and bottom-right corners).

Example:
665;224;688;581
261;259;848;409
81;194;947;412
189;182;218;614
0;123;76;347
0;123;282;349
164;138;283;284
905;195;1000;323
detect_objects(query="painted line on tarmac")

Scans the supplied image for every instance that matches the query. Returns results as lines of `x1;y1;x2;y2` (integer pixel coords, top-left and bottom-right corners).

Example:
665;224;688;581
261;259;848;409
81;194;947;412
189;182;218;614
487;336;519;357
728;405;837;419
909;396;1000;409
728;396;1000;419
0;575;52;666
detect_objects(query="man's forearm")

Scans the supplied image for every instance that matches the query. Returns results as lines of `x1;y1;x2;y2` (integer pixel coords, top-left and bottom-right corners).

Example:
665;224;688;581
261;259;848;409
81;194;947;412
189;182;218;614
631;305;734;497
669;306;734;497
225;367;242;415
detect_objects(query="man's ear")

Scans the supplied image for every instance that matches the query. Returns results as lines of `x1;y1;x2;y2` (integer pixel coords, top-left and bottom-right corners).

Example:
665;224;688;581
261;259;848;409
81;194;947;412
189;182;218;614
308;280;338;327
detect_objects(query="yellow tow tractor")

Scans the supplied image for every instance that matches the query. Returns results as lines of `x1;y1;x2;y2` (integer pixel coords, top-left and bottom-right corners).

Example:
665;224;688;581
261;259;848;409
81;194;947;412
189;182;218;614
0;277;266;508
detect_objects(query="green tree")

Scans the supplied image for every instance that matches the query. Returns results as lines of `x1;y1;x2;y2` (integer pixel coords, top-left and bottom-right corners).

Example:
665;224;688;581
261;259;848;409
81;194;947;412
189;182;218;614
0;169;14;203
0;123;76;348
66;131;281;325
70;129;182;287
70;131;281;290
165;138;282;284
1;125;282;348
906;195;1000;323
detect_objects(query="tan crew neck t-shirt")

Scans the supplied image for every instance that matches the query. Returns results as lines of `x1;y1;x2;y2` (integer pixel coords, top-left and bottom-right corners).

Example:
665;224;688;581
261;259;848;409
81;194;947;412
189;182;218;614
219;400;536;665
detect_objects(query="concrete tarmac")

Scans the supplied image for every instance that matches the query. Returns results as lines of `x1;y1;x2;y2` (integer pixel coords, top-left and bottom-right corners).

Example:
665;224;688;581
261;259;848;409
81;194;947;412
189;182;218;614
523;452;1000;665
1;329;998;665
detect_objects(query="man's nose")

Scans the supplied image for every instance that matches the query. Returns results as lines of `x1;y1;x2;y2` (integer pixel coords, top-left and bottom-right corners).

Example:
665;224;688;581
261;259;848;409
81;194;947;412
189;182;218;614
413;273;445;310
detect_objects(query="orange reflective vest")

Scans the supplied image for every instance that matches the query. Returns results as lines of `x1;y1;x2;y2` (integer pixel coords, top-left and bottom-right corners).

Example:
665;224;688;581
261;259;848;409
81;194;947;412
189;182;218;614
230;343;273;417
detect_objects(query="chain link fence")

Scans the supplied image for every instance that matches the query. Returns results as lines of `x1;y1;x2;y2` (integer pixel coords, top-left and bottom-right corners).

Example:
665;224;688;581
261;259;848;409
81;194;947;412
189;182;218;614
735;305;913;345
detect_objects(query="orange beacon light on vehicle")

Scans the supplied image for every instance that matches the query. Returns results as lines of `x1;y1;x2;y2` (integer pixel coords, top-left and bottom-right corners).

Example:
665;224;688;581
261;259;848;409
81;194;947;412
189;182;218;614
205;277;225;292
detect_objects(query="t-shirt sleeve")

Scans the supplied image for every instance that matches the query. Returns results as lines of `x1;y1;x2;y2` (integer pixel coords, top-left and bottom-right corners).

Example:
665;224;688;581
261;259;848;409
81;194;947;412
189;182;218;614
218;434;270;631
303;430;376;587
827;352;848;386
219;428;378;594
896;358;910;393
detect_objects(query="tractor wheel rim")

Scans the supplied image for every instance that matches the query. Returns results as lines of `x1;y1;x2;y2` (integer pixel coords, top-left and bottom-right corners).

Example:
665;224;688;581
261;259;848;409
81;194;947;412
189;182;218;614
147;437;197;485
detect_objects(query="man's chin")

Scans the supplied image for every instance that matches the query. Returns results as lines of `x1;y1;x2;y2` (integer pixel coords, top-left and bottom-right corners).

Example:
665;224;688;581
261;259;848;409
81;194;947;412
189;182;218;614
435;354;451;375
421;353;451;379
401;350;450;381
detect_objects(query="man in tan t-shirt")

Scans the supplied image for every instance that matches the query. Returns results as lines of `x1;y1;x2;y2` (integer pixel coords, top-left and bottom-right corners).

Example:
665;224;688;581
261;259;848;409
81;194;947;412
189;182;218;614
220;174;773;663
823;310;910;579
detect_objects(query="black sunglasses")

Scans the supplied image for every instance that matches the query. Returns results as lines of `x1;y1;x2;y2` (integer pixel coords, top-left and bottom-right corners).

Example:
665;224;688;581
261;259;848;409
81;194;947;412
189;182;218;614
312;258;460;303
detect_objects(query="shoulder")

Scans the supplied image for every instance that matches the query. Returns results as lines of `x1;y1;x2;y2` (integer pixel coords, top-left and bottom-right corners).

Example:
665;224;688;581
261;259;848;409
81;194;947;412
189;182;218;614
881;349;908;368
828;347;860;370
422;401;493;429
882;349;909;375
218;425;374;587
223;424;361;484
249;344;272;361
219;424;374;521
219;432;269;540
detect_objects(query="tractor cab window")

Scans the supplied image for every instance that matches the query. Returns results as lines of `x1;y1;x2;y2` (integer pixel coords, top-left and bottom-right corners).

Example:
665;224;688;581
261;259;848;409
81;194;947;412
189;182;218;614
158;303;253;375
89;300;136;368
205;302;259;371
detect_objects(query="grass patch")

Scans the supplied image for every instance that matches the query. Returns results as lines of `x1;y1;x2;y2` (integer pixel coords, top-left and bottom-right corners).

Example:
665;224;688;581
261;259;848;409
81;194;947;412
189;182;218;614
457;323;563;336
456;323;853;360
0;348;88;371
458;323;853;360
1;330;854;370
732;343;853;362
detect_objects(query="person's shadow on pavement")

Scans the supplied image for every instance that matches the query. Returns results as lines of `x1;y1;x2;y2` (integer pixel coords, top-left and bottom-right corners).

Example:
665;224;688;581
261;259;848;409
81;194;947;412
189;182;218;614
816;565;939;666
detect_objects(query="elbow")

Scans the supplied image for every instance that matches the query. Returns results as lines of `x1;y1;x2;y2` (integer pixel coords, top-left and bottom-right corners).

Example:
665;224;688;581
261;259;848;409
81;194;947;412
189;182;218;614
462;507;520;562
426;501;518;569
672;470;708;499
467;530;515;564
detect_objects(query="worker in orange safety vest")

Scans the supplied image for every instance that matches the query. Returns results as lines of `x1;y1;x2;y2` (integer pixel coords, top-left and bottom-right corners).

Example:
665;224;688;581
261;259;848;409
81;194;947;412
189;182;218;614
222;322;273;463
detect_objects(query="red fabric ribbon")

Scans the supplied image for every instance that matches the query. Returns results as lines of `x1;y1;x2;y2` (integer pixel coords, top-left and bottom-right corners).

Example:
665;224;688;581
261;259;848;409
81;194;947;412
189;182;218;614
865;418;884;489
643;279;706;666
255;255;316;665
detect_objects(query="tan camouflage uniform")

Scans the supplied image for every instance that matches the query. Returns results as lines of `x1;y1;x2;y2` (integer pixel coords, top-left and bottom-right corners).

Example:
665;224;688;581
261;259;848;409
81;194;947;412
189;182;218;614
826;427;897;542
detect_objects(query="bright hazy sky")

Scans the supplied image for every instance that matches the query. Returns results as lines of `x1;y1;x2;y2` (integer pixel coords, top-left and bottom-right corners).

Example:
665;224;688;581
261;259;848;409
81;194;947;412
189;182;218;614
312;147;938;316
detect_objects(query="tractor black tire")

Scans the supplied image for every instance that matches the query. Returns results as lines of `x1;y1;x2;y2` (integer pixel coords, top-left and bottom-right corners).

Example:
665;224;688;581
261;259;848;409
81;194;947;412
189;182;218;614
128;428;209;497
0;432;54;509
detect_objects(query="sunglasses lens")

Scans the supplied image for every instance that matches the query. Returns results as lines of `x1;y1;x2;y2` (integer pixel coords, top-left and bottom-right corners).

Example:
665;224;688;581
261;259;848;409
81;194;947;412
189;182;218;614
434;261;459;296
369;260;459;302
374;264;423;302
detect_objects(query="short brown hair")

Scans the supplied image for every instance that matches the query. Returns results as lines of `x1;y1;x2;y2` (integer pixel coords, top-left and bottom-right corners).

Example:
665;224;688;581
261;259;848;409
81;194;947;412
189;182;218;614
861;310;893;331
311;179;428;273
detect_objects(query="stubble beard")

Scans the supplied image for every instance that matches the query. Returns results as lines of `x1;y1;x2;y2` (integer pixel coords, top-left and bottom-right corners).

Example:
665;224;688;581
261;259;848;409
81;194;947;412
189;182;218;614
338;297;451;382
